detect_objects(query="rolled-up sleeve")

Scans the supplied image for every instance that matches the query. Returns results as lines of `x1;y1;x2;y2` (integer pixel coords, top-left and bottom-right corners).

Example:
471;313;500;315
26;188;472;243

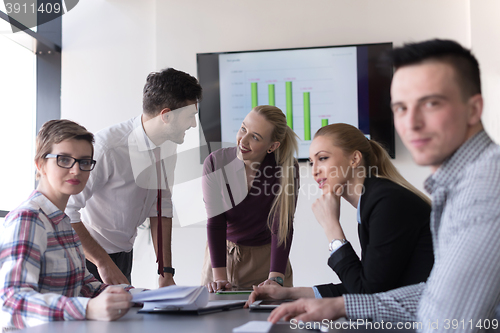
0;211;89;329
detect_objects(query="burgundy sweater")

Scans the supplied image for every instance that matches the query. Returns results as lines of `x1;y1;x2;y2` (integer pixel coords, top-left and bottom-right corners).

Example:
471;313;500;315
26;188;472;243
202;147;298;274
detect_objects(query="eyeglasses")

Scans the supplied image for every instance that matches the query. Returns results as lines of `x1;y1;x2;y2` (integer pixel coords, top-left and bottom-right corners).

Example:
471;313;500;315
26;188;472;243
45;154;96;171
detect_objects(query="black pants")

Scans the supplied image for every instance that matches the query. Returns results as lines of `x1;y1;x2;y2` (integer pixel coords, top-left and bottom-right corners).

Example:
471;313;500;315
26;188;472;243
86;249;133;284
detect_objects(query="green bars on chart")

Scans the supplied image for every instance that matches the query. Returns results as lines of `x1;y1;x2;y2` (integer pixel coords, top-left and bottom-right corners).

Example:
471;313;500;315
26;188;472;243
251;81;292;128
250;81;324;140
251;82;258;108
286;81;293;129
303;92;311;141
268;84;275;106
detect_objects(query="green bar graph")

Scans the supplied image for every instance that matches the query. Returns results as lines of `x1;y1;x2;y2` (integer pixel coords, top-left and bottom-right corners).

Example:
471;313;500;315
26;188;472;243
303;92;311;141
251;82;258;108
268;84;275;106
286;81;293;129
322;119;329;127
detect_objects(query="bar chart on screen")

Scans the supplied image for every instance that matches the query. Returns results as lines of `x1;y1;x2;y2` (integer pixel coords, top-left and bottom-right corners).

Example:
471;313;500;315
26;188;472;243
218;47;359;157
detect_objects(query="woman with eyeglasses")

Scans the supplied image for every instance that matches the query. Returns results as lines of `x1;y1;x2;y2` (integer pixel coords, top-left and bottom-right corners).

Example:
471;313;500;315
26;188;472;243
0;120;132;330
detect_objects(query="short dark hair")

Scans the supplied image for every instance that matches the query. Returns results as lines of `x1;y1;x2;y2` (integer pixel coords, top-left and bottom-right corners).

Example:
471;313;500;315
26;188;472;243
142;68;202;116
388;39;481;99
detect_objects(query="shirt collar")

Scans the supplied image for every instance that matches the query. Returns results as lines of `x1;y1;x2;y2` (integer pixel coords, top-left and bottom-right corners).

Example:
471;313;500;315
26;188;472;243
424;130;492;194
357;194;362;224
29;191;68;225
132;115;157;152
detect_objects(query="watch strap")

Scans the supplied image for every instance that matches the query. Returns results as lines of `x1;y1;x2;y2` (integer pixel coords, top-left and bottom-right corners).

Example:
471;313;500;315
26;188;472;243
269;276;284;286
158;267;175;276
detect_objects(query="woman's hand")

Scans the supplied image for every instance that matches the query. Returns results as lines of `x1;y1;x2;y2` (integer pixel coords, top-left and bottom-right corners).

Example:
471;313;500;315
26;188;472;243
206;280;232;293
258;279;281;287
86;286;132;321
311;186;346;241
258;272;285;287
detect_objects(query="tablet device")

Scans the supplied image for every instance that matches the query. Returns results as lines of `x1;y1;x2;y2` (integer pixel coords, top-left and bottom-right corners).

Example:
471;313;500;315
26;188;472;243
139;300;246;315
249;299;294;311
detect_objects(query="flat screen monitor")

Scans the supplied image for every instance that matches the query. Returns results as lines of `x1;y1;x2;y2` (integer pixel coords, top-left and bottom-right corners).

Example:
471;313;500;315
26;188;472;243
197;42;394;161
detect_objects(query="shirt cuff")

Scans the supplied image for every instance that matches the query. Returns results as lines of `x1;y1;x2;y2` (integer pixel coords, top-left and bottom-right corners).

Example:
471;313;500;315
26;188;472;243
66;209;82;223
329;242;348;256
64;297;90;321
343;293;377;320
312;286;323;299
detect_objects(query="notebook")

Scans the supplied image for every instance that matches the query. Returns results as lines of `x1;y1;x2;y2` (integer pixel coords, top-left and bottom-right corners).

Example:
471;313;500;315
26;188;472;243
139;299;246;315
132;285;245;315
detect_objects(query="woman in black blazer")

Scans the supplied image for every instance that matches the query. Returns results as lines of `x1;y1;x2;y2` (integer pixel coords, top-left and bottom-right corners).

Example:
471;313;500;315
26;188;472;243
247;123;434;304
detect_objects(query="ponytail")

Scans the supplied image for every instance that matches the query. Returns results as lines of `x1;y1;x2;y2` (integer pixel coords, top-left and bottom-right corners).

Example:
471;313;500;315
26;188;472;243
252;106;299;247
367;140;431;205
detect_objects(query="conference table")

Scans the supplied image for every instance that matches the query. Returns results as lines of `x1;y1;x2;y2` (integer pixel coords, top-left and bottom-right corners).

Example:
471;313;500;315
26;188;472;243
17;293;415;333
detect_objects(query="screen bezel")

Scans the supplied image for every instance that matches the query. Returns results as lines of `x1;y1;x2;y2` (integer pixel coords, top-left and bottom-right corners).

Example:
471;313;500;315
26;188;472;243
197;42;394;162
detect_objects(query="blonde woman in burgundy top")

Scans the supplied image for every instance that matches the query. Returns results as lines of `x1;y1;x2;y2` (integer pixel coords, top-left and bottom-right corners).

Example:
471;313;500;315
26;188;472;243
201;105;299;292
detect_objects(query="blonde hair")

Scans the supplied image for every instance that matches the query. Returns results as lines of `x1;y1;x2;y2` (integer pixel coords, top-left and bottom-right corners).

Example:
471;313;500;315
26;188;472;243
315;123;431;205
35;119;94;179
252;105;299;247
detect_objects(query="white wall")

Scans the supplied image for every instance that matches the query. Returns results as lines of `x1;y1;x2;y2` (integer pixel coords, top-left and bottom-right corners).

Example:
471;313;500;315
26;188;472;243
471;0;500;143
61;0;158;287
61;0;156;133
61;0;497;289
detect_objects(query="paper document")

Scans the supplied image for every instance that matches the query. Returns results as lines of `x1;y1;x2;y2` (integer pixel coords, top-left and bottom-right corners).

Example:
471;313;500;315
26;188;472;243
132;285;209;311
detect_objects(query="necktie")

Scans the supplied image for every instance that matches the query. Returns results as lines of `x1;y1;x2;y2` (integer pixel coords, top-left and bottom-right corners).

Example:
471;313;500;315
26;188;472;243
153;147;164;277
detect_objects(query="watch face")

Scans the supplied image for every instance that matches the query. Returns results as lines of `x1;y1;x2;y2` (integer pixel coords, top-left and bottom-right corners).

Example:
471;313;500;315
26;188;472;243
329;239;346;252
270;277;283;286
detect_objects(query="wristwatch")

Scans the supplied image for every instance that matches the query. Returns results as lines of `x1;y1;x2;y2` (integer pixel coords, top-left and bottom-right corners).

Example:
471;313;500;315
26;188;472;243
269;276;284;286
328;239;347;253
158;267;175;276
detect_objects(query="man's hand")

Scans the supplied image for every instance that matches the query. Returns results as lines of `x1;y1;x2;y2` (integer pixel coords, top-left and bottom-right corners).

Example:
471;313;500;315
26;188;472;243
86;286;132;321
98;261;130;285
246;286;315;308
268;297;346;324
159;273;176;288
245;285;292;308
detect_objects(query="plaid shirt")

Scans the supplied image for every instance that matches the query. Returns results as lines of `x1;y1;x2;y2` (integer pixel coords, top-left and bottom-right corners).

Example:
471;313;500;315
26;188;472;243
344;130;500;333
0;191;106;329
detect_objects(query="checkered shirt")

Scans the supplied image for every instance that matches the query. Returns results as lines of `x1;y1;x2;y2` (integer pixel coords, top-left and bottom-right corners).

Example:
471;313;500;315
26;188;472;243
344;130;500;333
0;191;106;329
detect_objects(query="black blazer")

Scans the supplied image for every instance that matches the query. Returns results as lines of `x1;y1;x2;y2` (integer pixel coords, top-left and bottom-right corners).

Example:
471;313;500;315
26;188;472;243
315;177;434;297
